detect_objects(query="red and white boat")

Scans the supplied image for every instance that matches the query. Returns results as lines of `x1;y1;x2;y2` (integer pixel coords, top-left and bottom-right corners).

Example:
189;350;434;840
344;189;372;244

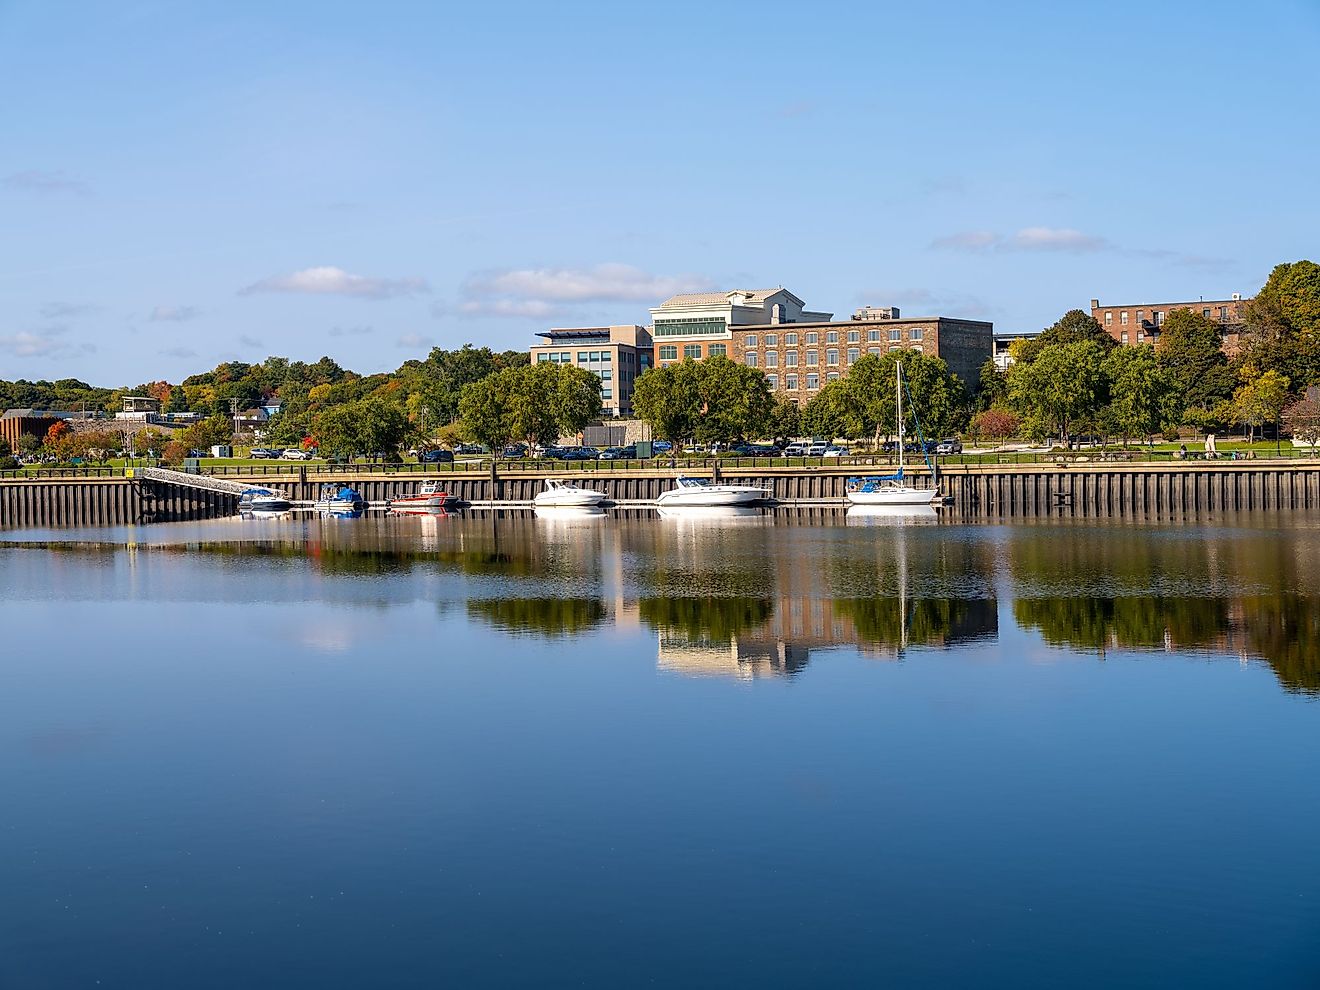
388;480;458;512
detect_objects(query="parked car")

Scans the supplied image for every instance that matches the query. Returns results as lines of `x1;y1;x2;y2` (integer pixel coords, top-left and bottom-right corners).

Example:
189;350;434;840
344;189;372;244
419;449;454;463
618;444;638;459
806;441;829;456
822;445;849;458
281;448;314;460
541;446;568;460
249;447;279;459
783;441;809;457
501;444;528;459
562;446;598;460
935;439;963;455
597;447;626;460
652;440;673;453
455;443;485;455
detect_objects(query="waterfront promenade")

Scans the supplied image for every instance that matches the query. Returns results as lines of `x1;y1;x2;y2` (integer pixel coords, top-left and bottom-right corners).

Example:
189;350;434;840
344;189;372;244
4;458;1320;527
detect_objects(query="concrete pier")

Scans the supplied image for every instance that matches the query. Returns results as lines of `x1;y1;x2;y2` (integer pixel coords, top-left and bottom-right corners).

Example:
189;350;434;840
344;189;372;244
2;460;1318;527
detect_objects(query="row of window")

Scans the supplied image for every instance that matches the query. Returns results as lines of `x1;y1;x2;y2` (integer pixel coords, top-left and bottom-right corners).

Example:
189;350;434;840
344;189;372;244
657;343;727;361
539;350;614;364
747;345;922;368
764;372;840;391
1103;306;1230;328
654;317;728;337
745;328;923;348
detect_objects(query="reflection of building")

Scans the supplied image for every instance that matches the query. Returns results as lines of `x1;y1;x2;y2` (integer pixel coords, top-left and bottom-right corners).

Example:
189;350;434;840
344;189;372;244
530;325;653;417
655;634;810;680
1090;295;1248;351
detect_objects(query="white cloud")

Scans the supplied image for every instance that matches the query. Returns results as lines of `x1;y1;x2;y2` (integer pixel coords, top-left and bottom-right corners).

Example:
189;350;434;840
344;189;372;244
454;263;711;319
1006;227;1110;252
239;266;430;300
3;169;90;195
930;230;999;251
396;332;434;349
159;346;198;359
930;227;1111;253
0;330;66;357
238;334;263;348
150;305;200;322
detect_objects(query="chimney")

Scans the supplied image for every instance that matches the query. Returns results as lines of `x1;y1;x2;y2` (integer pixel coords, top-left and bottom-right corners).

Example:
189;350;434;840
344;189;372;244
1090;298;1099;311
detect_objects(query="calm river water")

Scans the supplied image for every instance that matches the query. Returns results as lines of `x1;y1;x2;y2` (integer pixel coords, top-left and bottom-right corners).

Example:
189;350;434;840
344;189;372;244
2;508;1318;988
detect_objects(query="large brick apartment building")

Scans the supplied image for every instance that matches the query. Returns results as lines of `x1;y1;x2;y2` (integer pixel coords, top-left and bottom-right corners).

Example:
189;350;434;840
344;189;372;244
1091;294;1248;351
530;288;993;408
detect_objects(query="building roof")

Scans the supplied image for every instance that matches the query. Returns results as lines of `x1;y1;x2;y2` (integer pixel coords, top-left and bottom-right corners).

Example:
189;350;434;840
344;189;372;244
2;408;61;420
656;288;801;309
536;328;613;340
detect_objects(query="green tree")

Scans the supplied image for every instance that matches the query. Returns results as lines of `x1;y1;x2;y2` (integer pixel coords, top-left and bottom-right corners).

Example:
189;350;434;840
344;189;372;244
975;358;1007;411
765;394;802;444
179;414;234;451
1103;345;1176;443
1016;309;1115;365
690;356;774;445
1007;340;1106;443
843;351;966;444
1233;368;1291;443
1155;308;1233;418
800;380;863;440
1250;260;1320;337
632;362;701;448
459;363;602;452
314;396;410;459
1282;391;1320;449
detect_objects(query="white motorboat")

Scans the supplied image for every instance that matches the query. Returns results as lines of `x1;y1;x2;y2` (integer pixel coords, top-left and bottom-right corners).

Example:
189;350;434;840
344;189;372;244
533;478;606;507
388;480;457;511
655;476;769;508
313;483;367;517
238;486;292;512
845;362;938;507
534;505;607;522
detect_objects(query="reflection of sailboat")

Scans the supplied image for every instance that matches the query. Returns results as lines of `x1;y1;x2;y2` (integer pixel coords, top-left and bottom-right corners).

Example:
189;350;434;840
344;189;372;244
534;506;608;522
656;505;766;523
845;504;939;525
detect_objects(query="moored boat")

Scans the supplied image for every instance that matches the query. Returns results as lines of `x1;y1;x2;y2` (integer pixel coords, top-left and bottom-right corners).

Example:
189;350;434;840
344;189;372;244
845;361;938;507
388;480;457;511
238;486;292;512
314;483;367;517
533;478;606;507
655;476;769;508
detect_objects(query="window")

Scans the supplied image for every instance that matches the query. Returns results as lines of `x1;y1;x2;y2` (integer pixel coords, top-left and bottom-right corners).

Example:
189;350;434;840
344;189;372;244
868;329;881;342
847;330;860;343
806;373;819;390
806;349;819;366
1120;311;1128;326
847;347;860;363
599;352;611;363
602;389;612;399
826;331;839;343
1218;307;1228;319
1136;310;1144;324
765;333;778;347
909;327;923;341
1155;311;1165;326
826;348;839;365
785;333;798;346
785;374;798;390
889;329;901;342
805;332;818;344
560;352;570;362
537;354;550;362
745;352;758;368
658;345;677;360
683;344;702;360
889;345;902;352
1121;332;1129;344
708;343;727;357
745;334;757;348
910;344;923;352
785;351;798;367
827;371;840;382
765;351;778;368
767;374;779;389
1105;312;1112;325
601;369;613;380
654;317;727;336
1202;308;1211;318
578;351;589;362
868;347;881;355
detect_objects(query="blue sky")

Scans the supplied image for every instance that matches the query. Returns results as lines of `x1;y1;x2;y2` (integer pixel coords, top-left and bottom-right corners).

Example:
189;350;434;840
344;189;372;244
1;0;1317;385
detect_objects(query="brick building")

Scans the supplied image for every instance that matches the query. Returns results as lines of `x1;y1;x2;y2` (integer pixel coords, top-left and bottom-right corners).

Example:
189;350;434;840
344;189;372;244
731;307;992;402
1090;295;1249;351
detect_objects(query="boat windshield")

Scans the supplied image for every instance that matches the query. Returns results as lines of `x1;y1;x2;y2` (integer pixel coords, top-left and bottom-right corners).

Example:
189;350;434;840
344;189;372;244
677;477;710;488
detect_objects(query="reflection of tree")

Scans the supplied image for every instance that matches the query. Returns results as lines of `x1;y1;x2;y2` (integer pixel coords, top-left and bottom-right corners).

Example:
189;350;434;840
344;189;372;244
833;597;994;650
1013;596;1230;653
466;597;606;638
1242;594;1320;695
638;595;774;642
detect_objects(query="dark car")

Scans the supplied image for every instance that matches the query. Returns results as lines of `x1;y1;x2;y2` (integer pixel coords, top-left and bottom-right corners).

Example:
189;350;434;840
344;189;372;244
652;440;673;453
597;447;625;460
561;446;597;460
249;447;278;459
501;444;528;459
419;449;454;463
455;443;484;455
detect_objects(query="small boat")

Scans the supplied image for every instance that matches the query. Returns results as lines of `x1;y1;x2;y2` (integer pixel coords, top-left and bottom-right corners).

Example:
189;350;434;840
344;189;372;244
314;483;367;516
845;504;940;524
238;486;292;512
846;361;938;507
655;476;769;508
388;480;457;511
533;478;606;508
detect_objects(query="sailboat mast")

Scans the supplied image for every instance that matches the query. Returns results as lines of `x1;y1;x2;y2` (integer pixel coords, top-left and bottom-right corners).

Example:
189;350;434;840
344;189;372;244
896;361;904;472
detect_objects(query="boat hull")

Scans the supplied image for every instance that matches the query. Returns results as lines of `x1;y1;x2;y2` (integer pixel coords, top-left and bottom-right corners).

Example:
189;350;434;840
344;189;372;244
388;494;453;509
656;487;767;507
845;486;937;506
533;490;605;507
241;496;292;512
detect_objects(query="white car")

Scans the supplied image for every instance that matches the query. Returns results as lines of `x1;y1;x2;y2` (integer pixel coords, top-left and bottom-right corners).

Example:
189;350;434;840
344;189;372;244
806;442;829;456
822;445;849;458
280;448;314;460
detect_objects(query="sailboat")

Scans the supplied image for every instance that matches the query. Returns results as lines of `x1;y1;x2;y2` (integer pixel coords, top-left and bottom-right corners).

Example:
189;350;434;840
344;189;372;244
845;362;939;506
